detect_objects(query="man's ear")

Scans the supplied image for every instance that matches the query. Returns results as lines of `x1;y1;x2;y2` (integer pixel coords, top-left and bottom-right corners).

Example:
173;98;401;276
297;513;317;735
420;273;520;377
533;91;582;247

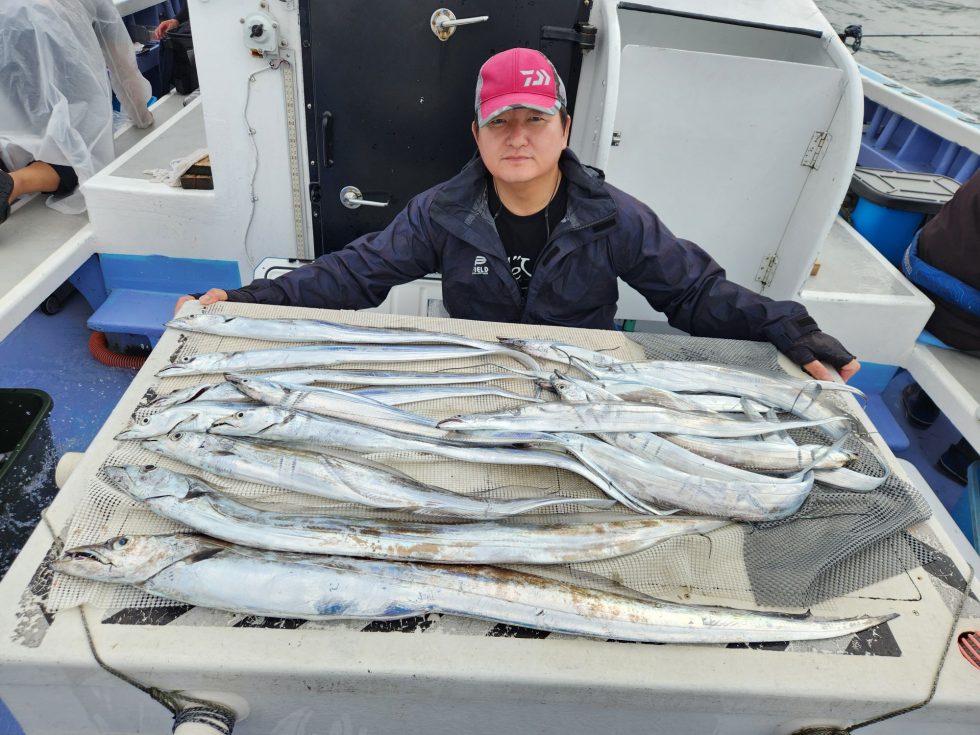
563;114;572;147
471;121;480;146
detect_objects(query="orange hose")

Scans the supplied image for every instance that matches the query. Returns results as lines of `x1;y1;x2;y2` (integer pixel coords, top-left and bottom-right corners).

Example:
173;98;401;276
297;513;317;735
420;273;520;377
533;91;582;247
88;331;147;369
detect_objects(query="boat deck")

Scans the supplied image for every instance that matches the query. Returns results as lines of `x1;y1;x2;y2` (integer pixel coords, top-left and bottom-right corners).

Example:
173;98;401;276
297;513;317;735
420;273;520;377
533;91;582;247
0;93;189;343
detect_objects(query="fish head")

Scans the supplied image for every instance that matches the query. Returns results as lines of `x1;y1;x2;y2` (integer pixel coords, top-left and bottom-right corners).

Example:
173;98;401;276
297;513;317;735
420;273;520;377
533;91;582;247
549;377;587;402
155;351;215;378
208;406;290;437
165;314;234;331
223;373;288;404
114;408;198;440
50;533;210;584
141;430;227;462
104;464;195;502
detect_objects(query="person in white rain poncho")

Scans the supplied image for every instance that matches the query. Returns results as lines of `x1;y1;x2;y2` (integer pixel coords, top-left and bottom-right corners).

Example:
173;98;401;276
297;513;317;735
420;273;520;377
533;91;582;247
0;0;154;222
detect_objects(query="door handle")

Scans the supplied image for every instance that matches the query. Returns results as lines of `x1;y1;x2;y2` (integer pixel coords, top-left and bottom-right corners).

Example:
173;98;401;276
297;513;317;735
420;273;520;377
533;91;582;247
340;186;389;209
321;111;334;168
430;8;489;41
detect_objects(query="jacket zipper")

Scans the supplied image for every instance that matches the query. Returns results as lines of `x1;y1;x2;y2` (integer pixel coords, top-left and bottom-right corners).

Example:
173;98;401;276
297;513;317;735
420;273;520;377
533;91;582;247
519;212;618;323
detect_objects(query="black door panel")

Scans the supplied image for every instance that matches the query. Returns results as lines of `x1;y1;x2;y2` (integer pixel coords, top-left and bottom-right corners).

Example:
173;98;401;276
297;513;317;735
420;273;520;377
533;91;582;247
301;0;591;255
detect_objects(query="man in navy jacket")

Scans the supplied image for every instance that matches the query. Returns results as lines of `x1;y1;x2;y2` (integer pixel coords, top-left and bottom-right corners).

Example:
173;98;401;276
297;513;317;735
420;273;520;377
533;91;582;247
179;47;859;382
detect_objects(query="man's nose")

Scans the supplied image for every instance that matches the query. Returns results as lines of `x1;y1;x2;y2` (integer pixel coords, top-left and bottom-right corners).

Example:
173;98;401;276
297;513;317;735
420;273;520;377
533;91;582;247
506;122;530;146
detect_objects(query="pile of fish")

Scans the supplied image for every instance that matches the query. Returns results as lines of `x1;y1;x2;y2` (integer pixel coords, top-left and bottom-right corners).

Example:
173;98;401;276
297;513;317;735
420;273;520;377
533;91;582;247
54;313;896;643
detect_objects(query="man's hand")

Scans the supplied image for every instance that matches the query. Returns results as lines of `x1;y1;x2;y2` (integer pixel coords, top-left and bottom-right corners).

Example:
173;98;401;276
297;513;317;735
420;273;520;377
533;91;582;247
173;289;229;316
784;331;861;383
152;19;179;41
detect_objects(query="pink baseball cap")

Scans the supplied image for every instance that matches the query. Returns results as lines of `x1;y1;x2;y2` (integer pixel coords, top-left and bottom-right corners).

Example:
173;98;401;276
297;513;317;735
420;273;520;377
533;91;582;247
474;48;566;127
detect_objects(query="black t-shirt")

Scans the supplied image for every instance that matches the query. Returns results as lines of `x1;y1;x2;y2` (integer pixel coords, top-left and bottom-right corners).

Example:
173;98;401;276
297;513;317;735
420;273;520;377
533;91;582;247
487;175;569;299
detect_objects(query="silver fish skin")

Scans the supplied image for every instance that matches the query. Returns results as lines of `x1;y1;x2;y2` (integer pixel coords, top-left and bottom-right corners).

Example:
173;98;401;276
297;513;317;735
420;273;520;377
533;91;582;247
552;434;813;521
226;373;447;439
663;435;856;472
148;369;542;408
169;314;516;352
594;380;773;414
352;385;542;406
582;361;859;439
156;344;541;378
51;533;897;644
104;465;726;564
141;432;611;519
115;403;249;440
438;401;848;439
497;337;624;367
208;405;612;486
548;376;803;485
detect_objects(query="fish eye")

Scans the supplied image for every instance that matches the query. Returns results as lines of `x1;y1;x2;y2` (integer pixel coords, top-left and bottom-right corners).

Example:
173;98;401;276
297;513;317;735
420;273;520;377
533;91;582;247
112;537;129;549
140;417;150;424
172;432;183;440
143;464;156;471
180;357;191;363
236;412;245;419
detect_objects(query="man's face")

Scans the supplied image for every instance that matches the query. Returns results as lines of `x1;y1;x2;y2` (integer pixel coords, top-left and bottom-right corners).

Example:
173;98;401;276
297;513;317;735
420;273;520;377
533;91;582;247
472;108;570;187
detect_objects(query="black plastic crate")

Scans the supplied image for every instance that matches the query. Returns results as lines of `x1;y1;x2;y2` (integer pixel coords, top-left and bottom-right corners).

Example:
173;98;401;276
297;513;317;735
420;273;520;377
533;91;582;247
0;389;56;579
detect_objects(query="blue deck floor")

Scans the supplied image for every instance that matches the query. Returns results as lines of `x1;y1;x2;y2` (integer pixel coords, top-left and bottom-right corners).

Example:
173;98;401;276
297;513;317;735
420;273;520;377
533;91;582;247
0;292;137;455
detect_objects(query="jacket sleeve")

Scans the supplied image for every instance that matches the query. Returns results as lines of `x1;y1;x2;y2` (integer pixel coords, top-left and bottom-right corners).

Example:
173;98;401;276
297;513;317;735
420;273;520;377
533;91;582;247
226;193;443;308
614;194;819;352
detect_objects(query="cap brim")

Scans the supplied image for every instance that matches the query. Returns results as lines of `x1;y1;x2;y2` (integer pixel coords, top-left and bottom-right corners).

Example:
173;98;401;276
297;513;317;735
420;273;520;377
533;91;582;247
477;92;561;127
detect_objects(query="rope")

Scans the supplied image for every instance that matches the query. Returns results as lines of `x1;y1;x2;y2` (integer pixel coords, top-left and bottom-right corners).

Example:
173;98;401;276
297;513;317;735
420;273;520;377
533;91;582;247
847;564;975;731
173;707;236;735
77;606;238;733
791;564;976;735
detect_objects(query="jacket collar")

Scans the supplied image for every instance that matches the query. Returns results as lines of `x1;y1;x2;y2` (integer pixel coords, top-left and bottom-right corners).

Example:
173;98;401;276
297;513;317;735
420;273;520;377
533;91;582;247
430;149;617;248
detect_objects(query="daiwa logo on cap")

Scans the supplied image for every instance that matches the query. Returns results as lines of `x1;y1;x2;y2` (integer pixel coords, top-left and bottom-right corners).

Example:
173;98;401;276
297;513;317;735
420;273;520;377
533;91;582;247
521;69;551;87
472;255;489;275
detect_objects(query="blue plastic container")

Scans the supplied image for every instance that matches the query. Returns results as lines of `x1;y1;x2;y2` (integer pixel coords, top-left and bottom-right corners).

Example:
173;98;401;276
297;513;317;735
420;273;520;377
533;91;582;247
848;167;960;267
850;199;925;267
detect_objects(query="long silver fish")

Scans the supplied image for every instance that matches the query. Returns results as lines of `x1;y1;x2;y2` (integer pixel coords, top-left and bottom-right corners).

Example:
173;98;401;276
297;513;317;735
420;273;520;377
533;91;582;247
51;533;897;644
105;465;726;564
207;406;618;494
225;373;446;438
548;375;805;485
170;314;516;351
142;432;612;519
351;385;541;406
157;344;541;378
497;337;625;367
591;379;773;414
577;361;860;439
738;405;886;492
438;401;848;438
115;403;250;440
663;435;856;473
148;369;541;409
551;434;813;521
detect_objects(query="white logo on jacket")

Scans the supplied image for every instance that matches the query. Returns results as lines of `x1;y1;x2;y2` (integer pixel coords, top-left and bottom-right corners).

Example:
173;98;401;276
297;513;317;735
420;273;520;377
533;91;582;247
472;255;489;275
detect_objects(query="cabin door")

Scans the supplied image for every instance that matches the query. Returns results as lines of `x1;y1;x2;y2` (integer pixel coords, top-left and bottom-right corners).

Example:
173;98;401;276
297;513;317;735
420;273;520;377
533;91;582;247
301;0;592;255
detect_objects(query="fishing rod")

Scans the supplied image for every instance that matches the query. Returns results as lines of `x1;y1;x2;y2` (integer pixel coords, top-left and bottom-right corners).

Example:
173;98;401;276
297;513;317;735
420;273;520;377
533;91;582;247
837;24;980;53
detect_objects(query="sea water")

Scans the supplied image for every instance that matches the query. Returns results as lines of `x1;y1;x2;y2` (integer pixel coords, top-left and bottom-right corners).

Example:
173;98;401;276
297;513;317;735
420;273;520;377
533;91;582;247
816;0;980;118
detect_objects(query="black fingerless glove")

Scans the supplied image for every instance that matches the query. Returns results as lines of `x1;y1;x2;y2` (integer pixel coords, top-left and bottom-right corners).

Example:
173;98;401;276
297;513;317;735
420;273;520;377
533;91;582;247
784;330;856;369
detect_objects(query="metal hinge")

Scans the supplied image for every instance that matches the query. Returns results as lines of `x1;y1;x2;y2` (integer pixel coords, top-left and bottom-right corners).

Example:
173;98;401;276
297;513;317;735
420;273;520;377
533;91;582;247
540;23;597;50
801;131;830;169
611;131;622;146
756;254;779;288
